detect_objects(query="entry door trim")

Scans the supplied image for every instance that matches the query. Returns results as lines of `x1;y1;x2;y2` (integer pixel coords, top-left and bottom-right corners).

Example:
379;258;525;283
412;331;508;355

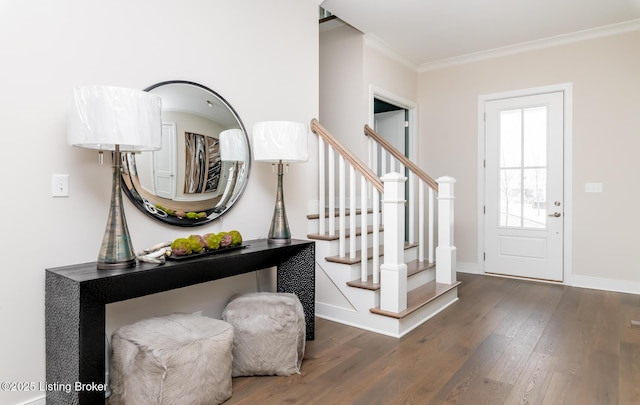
368;85;418;164
477;83;573;284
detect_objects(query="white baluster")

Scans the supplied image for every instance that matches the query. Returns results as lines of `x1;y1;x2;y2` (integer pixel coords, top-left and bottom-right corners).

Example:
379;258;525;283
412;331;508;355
372;143;378;176
361;176;368;282
368;137;373;170
339;156;346;258
381;150;387;178
328;148;335;236
318;138;325;235
372;188;380;285
429;187;435;263
349;166;356;260
418;181;425;262
408;171;415;244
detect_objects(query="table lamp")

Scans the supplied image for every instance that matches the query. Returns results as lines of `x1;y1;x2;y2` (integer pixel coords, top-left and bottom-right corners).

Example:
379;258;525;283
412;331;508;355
215;128;248;213
252;121;308;244
68;85;162;269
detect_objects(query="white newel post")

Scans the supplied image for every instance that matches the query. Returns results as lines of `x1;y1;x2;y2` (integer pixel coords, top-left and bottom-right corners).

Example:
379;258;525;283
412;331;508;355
380;172;408;313
436;176;457;284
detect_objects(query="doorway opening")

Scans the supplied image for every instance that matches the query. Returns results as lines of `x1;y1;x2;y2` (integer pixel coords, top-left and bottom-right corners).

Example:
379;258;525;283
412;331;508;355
369;87;418;240
374;98;409;160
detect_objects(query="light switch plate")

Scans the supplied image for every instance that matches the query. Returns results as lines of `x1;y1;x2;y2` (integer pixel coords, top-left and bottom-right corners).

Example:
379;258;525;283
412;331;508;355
585;182;603;193
52;174;69;197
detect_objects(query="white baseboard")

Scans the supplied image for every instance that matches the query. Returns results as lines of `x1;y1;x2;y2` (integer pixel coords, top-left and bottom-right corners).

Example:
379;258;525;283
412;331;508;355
456;261;640;296
570;274;640;295
456;261;482;275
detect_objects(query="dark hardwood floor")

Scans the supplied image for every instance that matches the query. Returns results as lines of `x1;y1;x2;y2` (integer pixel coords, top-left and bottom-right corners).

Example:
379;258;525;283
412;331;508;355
226;273;640;405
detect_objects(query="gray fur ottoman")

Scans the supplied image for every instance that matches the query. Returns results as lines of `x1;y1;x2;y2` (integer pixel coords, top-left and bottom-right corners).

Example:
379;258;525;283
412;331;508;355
222;292;306;376
109;313;234;405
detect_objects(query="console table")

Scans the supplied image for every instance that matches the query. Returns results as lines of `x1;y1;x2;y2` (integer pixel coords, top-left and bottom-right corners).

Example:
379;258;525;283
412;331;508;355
45;239;314;405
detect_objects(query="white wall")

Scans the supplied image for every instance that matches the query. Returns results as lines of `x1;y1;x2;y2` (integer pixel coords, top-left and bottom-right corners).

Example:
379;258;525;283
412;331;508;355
418;31;640;288
319;23;418;162
319;24;366;159
363;40;418;111
0;0;319;404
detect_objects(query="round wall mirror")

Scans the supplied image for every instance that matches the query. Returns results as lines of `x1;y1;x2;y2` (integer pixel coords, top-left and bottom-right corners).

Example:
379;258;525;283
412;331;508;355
121;80;251;227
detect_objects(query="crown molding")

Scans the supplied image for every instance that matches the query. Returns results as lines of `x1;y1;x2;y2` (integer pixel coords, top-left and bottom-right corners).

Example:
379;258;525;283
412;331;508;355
419;18;640;72
363;34;419;71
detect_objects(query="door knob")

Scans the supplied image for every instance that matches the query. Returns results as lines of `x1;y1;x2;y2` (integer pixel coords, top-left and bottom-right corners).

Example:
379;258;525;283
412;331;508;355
548;212;561;217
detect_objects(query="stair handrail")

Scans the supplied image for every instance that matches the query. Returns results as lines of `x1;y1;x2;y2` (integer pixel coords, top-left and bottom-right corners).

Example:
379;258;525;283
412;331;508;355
364;124;438;192
312;119;383;192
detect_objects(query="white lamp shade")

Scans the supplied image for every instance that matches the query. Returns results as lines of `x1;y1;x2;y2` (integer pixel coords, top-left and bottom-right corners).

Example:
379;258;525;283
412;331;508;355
68;85;163;152
252;121;308;163
219;128;248;161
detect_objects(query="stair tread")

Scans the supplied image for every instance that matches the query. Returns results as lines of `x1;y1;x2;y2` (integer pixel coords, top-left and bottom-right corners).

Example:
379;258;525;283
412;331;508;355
346;260;436;291
369;280;461;319
307;208;375;220
307;225;383;241
325;242;418;265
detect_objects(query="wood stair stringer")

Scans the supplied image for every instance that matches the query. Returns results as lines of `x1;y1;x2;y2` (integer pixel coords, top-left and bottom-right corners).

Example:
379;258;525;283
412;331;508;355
311;214;460;337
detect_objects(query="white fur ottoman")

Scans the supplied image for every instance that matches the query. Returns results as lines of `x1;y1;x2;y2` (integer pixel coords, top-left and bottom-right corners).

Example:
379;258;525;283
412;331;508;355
222;292;306;377
109;313;234;405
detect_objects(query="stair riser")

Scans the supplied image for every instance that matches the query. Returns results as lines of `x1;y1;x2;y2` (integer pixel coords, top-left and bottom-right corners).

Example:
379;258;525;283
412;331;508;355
323;257;427;289
342;260;435;291
323;240;419;264
307;212;382;234
321;232;386;257
407;267;435;290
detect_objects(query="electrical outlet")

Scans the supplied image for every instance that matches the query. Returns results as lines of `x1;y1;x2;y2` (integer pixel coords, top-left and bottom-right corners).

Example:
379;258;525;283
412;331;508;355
52;174;69;197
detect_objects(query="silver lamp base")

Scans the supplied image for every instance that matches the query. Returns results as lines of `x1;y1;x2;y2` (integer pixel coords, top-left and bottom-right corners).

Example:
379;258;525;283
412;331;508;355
268;161;291;244
97;147;137;270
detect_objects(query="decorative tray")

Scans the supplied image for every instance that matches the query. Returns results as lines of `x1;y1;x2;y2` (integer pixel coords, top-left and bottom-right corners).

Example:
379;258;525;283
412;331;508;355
167;244;248;261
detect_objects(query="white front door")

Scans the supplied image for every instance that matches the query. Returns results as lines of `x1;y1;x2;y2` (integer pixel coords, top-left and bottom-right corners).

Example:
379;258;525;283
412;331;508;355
484;91;564;281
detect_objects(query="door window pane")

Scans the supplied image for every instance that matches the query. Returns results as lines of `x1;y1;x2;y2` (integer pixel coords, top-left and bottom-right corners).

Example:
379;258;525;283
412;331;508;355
498;106;548;229
524;106;547;167
499;109;521;168
500;168;522;227
523;168;547;228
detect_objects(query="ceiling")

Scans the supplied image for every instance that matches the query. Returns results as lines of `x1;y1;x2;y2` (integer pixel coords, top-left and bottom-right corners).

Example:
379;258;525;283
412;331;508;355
320;0;640;70
149;82;240;128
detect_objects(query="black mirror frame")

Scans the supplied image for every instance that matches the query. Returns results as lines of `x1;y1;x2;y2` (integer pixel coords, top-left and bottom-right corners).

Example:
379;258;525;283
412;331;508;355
121;80;251;227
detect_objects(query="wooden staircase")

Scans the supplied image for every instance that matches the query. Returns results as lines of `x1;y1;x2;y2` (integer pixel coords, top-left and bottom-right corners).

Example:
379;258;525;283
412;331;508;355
307;120;460;337
305;121;460;337
308;207;459;337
